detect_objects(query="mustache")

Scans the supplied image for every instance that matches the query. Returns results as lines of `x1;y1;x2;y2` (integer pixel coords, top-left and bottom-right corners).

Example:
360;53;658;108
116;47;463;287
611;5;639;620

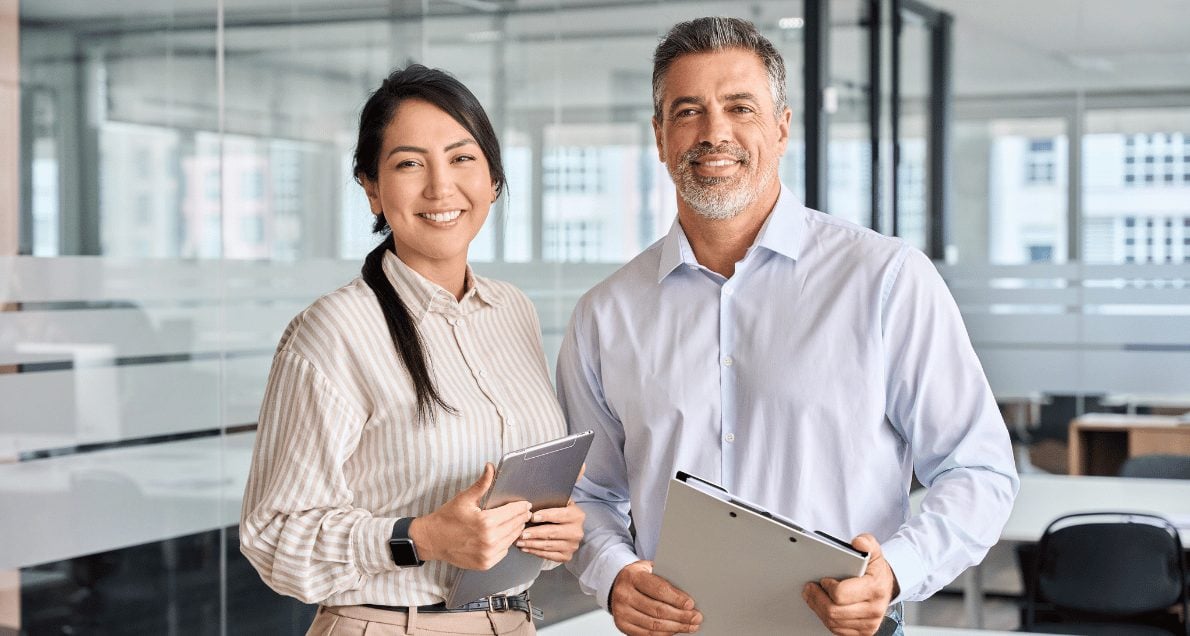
679;143;750;166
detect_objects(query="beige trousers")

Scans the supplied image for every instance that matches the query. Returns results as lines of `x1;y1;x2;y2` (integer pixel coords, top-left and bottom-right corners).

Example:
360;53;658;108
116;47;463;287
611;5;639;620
306;604;535;636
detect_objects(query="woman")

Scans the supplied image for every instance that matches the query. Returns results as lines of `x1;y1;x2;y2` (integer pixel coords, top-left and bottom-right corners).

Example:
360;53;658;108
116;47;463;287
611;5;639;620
240;65;584;636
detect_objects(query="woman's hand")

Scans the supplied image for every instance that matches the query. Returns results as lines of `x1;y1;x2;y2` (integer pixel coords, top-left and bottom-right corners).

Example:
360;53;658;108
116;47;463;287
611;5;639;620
409;463;532;571
515;500;585;563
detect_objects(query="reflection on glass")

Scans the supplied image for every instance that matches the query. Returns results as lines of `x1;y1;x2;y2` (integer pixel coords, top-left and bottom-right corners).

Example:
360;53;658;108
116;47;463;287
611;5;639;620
1083;110;1190;264
895;15;932;253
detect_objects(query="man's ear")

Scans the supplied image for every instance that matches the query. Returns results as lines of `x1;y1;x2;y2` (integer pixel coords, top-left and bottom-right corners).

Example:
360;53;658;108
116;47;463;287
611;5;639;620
652;116;665;163
776;106;792;155
360;175;382;215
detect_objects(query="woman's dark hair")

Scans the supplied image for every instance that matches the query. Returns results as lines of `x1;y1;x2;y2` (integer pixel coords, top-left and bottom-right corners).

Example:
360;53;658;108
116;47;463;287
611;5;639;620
354;64;505;424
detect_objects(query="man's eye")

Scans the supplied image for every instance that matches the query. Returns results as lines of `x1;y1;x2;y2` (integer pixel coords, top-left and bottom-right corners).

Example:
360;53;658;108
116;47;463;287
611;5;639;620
733;106;755;114
677;109;698;117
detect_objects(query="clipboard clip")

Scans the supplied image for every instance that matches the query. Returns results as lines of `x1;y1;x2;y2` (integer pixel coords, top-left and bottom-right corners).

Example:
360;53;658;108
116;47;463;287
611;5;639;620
675;470;728;492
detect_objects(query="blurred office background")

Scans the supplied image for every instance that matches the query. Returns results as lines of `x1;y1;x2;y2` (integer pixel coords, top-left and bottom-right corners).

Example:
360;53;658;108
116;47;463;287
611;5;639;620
1;0;1188;633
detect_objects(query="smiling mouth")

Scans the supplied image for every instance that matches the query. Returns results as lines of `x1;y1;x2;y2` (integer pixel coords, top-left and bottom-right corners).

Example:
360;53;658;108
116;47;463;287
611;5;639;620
695;159;740;167
418;210;463;223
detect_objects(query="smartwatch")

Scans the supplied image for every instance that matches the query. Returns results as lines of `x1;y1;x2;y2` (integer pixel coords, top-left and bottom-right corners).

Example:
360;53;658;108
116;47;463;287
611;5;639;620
388;517;424;567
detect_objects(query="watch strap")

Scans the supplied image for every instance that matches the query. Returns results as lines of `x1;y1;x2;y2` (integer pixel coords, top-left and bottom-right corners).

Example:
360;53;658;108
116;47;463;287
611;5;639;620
389;517;424;567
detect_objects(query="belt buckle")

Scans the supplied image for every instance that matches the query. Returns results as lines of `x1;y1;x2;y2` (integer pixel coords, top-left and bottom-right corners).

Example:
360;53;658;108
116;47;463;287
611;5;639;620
486;594;509;613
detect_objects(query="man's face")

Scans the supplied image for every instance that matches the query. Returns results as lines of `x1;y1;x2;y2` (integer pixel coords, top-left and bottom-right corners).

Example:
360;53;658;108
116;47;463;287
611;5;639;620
653;48;791;220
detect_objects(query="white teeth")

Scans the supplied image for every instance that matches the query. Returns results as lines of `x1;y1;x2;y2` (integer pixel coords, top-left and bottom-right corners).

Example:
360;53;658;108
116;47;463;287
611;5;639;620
420;210;462;223
701;159;737;167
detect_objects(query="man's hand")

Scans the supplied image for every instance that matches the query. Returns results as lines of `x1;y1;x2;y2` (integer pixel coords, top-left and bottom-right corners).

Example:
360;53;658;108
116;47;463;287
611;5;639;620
802;534;899;636
609;560;702;635
410;463;532;570
516;500;585;563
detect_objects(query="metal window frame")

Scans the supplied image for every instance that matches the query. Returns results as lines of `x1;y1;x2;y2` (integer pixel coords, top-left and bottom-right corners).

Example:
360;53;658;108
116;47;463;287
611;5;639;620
890;0;952;259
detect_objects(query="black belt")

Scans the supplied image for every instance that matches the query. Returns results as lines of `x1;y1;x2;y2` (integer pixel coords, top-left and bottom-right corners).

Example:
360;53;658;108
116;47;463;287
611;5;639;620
364;592;543;621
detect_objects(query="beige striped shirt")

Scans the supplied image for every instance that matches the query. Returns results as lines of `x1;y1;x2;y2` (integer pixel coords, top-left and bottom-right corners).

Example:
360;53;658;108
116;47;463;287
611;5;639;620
240;250;566;606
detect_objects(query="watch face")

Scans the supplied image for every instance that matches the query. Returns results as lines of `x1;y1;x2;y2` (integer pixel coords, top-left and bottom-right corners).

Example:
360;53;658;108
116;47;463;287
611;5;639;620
389;539;420;566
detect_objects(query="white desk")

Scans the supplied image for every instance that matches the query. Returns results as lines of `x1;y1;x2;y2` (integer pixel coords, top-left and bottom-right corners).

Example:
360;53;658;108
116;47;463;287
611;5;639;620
538;606;1020;635
1101;392;1190;415
911;473;1190;629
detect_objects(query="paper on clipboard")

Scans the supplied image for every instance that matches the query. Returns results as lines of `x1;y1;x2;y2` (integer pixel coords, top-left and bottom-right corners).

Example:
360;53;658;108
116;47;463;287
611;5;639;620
653;472;869;635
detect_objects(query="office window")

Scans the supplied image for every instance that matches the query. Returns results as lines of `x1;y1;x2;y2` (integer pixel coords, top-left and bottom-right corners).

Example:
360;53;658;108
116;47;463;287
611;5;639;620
543;147;605;195
1028;244;1054;262
1025;138;1056;185
966;118;1068;264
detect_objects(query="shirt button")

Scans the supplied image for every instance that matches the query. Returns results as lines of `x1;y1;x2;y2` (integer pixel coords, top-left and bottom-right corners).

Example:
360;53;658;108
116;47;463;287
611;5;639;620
506;418;516;427
723;286;734;296
724;433;736;443
722;356;733;367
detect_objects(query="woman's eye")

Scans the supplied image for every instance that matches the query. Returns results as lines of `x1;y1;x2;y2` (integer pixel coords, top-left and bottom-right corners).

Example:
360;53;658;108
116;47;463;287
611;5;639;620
454;154;476;163
396;160;419;168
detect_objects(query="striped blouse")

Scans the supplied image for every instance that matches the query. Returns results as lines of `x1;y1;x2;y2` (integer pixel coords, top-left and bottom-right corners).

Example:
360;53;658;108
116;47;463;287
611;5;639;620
240;250;566;606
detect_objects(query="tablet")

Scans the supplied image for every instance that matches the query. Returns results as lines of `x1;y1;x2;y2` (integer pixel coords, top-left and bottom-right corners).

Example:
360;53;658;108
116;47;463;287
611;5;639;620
653;472;869;635
445;430;594;608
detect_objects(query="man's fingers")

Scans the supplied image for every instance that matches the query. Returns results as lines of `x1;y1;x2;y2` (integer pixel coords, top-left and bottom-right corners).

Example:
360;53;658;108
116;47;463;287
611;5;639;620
636;571;695;610
617;601;700;634
802;581;832;616
825;575;878;605
851;533;882;559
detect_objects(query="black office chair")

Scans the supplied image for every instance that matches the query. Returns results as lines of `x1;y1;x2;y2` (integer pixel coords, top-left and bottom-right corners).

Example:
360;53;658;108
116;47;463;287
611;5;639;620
1022;512;1188;635
1120;454;1190;480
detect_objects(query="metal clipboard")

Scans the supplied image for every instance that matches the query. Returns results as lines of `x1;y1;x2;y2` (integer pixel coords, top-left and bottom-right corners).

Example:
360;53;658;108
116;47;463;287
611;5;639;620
653;472;870;635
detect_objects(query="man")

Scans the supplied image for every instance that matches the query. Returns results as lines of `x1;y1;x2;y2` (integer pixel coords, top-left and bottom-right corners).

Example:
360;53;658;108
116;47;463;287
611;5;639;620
556;16;1019;636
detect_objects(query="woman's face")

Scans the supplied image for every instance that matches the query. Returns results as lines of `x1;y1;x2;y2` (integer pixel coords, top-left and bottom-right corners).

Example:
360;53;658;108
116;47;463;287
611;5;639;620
362;98;495;276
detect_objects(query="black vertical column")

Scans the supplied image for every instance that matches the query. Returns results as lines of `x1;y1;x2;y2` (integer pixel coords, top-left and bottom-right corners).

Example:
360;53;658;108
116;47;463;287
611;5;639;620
803;0;829;211
928;12;953;259
867;0;882;232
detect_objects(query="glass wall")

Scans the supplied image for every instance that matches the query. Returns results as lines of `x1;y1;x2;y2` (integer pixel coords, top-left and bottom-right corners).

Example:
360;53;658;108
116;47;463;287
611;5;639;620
5;1;816;633
6;0;1190;632
936;0;1190;434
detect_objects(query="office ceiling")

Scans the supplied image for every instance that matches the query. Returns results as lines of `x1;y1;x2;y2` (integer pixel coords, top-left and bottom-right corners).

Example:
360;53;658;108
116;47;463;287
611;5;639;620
19;0;1190;99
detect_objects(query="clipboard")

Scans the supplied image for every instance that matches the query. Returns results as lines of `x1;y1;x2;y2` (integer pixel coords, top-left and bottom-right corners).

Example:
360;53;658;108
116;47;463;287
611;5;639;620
445;430;594;608
653;472;869;635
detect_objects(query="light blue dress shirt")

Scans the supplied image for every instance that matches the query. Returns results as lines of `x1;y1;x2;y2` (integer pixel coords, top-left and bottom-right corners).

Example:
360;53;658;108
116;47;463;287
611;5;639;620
557;186;1019;608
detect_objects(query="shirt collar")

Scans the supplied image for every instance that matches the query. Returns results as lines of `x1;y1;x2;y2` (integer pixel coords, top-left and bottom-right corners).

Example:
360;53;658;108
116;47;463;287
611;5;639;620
381;250;502;324
656;184;805;283
753;185;805;262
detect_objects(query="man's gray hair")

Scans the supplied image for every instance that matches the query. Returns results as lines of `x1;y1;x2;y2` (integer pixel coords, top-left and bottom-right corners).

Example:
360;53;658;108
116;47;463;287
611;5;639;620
652;16;788;122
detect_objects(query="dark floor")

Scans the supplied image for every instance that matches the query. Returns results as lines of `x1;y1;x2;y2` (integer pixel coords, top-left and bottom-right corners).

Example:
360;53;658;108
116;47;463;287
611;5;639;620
10;526;1047;634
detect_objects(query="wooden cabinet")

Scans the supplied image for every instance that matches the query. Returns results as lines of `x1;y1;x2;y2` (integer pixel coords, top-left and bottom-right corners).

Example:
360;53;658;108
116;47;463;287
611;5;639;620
1067;413;1190;476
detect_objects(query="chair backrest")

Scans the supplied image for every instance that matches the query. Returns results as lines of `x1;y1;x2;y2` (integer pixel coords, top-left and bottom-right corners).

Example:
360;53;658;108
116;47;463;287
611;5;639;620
1120;454;1190;480
1031;512;1186;619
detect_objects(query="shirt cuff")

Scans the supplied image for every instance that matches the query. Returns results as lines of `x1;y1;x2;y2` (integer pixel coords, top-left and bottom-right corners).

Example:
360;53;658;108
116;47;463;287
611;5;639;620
880;537;925;604
352;517;399;576
587;543;639;611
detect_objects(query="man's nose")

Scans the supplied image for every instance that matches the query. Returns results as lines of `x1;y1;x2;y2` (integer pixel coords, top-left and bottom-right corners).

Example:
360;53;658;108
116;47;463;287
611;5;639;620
699;109;732;147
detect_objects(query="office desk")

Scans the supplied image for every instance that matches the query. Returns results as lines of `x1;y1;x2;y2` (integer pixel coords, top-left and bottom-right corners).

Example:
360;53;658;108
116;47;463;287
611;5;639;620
1101;393;1190;416
537;604;1021;635
911;473;1190;629
1067;413;1190;476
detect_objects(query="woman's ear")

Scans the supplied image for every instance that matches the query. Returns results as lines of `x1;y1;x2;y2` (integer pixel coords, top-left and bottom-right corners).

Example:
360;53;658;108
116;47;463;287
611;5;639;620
360;175;382;214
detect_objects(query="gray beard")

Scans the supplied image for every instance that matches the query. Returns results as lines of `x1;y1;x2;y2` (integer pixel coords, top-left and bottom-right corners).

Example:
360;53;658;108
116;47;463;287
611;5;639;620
670;153;778;221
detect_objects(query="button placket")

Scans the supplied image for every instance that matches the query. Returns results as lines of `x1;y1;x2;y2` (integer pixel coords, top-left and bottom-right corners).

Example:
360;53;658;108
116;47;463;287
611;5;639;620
450;312;516;444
